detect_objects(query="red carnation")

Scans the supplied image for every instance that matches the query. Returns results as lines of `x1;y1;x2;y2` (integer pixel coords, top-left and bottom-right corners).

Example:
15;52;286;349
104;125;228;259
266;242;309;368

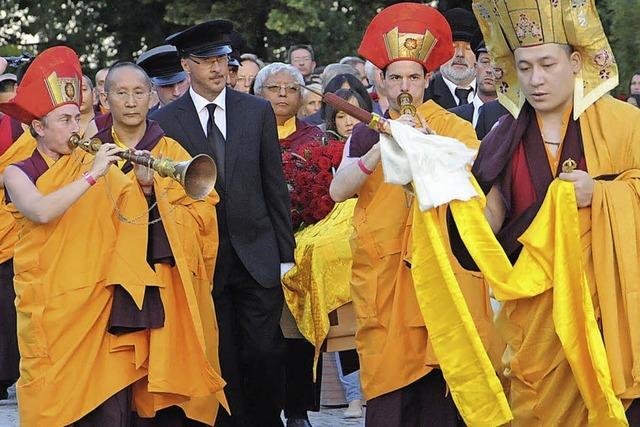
317;170;332;187
317;156;332;170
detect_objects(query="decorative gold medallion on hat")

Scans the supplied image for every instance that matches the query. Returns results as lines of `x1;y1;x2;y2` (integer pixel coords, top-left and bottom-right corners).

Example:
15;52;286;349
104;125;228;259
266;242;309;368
473;0;618;119
358;3;454;72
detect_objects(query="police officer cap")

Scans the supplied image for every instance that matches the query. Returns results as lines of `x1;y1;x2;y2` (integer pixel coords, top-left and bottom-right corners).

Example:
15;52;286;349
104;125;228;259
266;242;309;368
136;45;187;87
166;20;233;58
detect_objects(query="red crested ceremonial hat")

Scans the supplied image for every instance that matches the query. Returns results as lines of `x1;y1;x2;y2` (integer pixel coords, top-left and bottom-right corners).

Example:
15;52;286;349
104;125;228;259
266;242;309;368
0;46;82;125
358;3;454;72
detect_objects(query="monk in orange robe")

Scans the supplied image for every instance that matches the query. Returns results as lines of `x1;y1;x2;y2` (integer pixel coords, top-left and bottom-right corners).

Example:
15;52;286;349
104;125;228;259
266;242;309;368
0;78;98;401
93;61;227;425
448;0;640;424
329;4;493;426
1;48;223;426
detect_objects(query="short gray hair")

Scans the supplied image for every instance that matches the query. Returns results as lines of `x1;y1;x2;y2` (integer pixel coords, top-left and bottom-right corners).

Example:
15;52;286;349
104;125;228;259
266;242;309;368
240;53;265;70
302;83;322;101
339;56;365;68
254;62;305;97
364;61;380;88
320;63;359;90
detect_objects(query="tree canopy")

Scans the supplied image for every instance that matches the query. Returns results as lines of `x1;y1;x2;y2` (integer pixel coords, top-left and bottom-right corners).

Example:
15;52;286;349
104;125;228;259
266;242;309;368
1;0;637;94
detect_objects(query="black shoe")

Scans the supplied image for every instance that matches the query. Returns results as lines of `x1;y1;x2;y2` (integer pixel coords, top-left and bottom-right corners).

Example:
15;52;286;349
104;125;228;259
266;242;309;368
286;418;312;427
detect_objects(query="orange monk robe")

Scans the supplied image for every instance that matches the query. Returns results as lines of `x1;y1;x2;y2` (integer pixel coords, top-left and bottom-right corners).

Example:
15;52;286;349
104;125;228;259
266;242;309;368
6;149;160;426
349;100;494;400
487;96;640;424
0;131;37;263
119;135;227;425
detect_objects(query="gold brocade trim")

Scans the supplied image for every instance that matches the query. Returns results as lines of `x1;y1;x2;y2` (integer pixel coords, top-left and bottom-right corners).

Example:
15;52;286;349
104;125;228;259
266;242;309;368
473;0;618;119
45;71;80;107
383;27;437;64
281;200;357;374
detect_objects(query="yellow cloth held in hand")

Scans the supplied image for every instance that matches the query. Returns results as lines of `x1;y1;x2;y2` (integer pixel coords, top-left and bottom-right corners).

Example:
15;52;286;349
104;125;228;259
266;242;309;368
282;200;356;366
445;179;627;426
411;199;512;426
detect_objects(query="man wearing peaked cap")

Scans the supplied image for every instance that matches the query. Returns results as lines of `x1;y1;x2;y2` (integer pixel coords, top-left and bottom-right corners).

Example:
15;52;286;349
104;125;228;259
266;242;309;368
329;3;494;426
136;44;190;109
150;19;295;427
448;0;640;424
425;7;481;109
226;31;246;88
0;46;160;426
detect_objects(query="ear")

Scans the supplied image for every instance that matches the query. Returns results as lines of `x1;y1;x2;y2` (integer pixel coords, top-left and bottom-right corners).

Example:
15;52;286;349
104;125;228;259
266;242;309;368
311;61;316;71
100;90;110;110
31;118;46;137
570;50;582;75
424;71;433;89
181;58;190;74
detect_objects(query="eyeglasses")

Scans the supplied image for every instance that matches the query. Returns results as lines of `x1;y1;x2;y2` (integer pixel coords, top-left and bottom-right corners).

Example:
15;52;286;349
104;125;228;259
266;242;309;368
237;76;256;84
189;55;228;66
108;90;150;101
265;83;300;95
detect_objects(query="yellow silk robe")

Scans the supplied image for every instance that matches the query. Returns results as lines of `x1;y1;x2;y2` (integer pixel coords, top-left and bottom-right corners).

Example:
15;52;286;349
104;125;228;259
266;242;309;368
119;135;227;425
496;96;640;425
350;100;493;400
0;131;37;263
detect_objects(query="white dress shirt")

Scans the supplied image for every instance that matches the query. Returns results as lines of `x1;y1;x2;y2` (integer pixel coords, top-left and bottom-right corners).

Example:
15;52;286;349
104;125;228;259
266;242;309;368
189;86;227;139
471;95;485;128
442;75;476;105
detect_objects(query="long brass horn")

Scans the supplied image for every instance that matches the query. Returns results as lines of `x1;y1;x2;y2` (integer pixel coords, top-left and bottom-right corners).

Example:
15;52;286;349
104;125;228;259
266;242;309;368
68;134;217;200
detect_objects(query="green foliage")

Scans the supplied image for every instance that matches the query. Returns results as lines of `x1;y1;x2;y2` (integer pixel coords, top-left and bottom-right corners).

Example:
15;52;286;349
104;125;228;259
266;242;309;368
1;0;392;69
2;0;636;93
601;0;640;95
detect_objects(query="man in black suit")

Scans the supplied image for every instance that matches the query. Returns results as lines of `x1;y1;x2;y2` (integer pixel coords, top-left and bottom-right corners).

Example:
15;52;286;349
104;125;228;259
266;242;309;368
474;99;509;140
424;8;479;109
450;41;508;139
150;20;295;427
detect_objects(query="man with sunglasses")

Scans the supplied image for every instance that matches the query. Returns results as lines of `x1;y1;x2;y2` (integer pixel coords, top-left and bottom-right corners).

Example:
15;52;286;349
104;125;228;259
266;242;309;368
150;20;295;427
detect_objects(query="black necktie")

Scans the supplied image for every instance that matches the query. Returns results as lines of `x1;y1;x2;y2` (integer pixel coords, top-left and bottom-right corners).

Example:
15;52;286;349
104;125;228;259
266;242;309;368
454;88;473;106
206;103;226;187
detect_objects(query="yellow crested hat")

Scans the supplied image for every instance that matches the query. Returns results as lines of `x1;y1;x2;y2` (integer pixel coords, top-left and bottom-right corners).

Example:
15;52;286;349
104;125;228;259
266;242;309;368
473;0;617;119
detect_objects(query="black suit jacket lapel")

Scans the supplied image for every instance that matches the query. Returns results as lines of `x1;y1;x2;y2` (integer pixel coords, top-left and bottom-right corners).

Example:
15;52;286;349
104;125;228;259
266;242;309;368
434;76;457;109
176;93;211;157
224;89;246;185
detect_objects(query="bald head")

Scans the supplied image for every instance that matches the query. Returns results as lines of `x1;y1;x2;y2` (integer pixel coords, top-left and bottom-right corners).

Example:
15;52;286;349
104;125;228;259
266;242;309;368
104;62;152;93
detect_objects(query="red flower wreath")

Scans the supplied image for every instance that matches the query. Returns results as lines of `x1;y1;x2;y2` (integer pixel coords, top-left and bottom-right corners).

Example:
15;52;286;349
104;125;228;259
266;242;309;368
282;137;345;230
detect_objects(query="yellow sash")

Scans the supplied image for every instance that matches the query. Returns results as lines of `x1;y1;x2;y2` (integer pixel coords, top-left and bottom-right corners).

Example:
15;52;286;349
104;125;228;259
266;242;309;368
411;178;627;425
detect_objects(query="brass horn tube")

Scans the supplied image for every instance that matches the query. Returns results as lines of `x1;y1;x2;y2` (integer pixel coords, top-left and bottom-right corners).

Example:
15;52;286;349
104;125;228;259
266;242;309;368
68;134;217;200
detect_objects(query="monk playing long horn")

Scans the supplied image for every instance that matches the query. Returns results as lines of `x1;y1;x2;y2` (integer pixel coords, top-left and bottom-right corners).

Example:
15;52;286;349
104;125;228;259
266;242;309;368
329;3;495;426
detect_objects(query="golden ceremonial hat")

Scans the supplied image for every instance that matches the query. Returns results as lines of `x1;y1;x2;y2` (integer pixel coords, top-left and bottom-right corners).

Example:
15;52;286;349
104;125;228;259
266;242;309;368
473;0;618;119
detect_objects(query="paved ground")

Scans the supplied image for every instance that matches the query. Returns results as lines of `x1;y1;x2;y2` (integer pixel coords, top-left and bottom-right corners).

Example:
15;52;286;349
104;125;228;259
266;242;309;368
0;385;364;427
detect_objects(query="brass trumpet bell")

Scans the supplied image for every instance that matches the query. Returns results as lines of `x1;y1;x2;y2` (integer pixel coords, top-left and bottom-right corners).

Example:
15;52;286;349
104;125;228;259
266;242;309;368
68;134;217;200
171;154;217;200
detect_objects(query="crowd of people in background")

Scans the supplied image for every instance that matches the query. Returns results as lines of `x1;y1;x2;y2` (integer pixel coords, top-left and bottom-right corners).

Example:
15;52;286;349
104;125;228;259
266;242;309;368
1;1;640;426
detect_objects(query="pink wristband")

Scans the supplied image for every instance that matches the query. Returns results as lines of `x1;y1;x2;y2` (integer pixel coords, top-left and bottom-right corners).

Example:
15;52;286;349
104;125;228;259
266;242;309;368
357;158;373;175
83;172;97;186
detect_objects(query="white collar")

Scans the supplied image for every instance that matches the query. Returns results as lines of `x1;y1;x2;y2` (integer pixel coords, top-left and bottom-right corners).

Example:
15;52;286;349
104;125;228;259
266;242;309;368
441;75;476;96
189;86;226;113
472;95;484;111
